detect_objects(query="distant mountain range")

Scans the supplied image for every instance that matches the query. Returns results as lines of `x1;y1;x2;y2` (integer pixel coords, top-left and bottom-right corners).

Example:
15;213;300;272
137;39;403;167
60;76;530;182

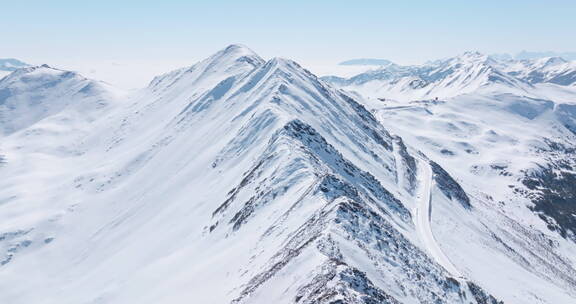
325;51;576;100
340;51;576;67
510;51;576;61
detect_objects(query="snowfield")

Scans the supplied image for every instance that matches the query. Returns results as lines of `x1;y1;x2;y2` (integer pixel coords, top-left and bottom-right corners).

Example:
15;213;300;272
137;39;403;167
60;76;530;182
0;45;575;303
414;157;463;279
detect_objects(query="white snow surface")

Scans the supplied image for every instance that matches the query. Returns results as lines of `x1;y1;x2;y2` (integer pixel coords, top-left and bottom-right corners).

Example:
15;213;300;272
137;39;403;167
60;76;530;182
336;66;576;303
0;45;575;303
413;157;463;278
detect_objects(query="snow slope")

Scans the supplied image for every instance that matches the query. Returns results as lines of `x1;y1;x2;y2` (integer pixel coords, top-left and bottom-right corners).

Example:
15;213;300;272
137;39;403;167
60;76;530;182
502;57;576;86
0;45;574;304
414;157;463;278
0;64;122;135
344;84;576;303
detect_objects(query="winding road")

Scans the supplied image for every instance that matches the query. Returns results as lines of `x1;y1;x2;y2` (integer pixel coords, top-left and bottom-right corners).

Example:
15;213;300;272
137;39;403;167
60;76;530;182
414;158;463;278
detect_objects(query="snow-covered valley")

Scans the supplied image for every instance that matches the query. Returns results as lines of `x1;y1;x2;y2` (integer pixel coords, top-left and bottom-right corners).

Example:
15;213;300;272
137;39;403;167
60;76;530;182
1;45;575;303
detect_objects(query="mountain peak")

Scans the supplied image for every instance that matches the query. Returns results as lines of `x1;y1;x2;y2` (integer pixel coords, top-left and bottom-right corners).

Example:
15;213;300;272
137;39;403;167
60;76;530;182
265;57;300;68
217;43;261;60
462;50;483;56
539;56;568;66
0;64;84;86
222;43;252;52
148;44;264;91
457;51;491;63
203;44;264;70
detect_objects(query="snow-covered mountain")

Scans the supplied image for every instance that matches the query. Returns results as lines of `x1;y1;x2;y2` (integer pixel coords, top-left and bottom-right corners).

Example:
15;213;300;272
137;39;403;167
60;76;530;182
323;52;576;100
0;64;121;135
0;45;575;303
502;57;576;86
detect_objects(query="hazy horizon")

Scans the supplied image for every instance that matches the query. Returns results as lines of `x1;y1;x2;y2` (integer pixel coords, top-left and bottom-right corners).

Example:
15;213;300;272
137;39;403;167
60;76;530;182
3;1;575;88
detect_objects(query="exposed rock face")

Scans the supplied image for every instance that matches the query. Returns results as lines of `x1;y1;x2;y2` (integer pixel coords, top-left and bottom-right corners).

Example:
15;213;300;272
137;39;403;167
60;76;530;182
430;161;471;209
523;162;576;242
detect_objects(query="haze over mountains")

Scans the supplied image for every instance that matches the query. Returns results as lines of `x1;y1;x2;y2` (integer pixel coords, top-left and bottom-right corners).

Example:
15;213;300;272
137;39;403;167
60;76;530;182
0;45;575;303
508;51;576;61
339;51;576;66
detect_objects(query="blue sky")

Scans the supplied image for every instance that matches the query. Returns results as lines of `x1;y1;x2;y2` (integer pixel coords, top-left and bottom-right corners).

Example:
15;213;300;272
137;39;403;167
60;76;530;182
3;1;575;88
